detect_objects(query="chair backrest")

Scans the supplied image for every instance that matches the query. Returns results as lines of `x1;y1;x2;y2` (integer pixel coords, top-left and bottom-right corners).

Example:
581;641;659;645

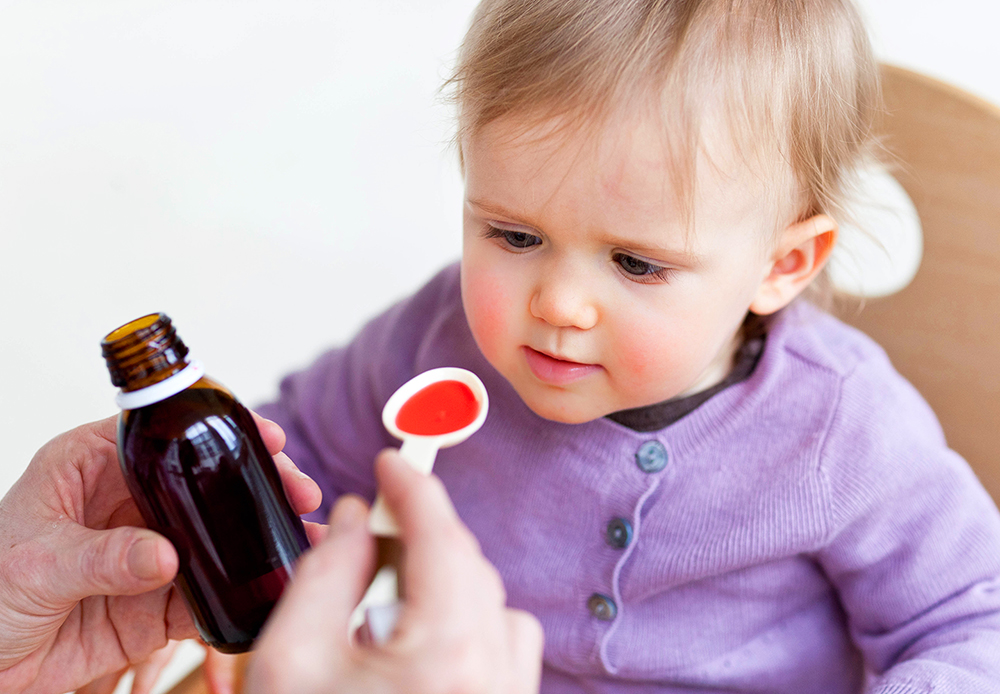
838;65;1000;504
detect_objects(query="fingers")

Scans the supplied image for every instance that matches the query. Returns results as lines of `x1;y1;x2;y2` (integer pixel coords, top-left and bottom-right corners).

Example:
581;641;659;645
202;648;241;694
506;610;545;694
52;526;178;603
374;449;462;542
250;411;286;456
370;452;543;693
75;668;128;694
254;495;375;655
374;450;488;618
165;585;199;641
303;520;327;546
129;640;180;694
248;410;323;517
271;451;322;517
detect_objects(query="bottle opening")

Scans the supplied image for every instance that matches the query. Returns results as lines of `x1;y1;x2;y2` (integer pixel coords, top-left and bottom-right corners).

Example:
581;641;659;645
102;313;190;392
104;313;162;342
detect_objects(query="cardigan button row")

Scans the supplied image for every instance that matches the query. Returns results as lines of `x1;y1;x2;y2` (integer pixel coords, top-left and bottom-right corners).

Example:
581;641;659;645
602;440;663;553
587;442;667;622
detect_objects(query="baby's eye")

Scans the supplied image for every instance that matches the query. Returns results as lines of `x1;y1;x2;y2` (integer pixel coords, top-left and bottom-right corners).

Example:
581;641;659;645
613;252;673;283
483;225;542;249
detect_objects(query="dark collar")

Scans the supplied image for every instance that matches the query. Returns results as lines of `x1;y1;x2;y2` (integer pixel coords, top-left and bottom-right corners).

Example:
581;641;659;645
605;336;765;433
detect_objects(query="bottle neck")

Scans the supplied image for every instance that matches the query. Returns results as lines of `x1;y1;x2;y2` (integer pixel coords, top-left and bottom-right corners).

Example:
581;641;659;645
102;313;192;394
115;360;205;410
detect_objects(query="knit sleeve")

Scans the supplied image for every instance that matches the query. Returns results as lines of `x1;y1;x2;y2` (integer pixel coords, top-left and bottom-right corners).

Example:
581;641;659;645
815;356;1000;693
255;264;463;521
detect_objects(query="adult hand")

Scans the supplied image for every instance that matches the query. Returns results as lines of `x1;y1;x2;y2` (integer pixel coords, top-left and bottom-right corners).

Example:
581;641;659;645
0;413;323;694
246;449;545;694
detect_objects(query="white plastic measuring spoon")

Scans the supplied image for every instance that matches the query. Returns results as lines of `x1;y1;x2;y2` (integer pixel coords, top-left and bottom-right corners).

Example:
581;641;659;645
362;367;489;642
368;367;489;534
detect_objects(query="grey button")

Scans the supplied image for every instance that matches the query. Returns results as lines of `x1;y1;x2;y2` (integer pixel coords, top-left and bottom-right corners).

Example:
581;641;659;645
635;440;668;473
606;518;633;549
587;593;617;621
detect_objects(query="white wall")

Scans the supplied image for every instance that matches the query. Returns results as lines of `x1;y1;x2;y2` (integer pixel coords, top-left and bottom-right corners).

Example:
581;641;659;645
3;0;999;508
1;0;478;496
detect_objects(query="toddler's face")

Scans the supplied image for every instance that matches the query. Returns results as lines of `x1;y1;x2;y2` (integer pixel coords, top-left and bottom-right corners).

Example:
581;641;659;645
460;112;786;423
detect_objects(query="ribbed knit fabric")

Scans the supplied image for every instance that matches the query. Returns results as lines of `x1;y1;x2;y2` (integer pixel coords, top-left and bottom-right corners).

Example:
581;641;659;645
258;263;1000;693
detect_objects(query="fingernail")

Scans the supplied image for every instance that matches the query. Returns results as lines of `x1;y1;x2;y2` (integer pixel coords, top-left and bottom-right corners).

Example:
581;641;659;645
128;537;162;581
378;449;405;472
330;498;366;533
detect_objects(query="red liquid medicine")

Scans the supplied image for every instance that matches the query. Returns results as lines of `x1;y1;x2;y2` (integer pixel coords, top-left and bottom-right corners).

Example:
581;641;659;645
395;380;479;435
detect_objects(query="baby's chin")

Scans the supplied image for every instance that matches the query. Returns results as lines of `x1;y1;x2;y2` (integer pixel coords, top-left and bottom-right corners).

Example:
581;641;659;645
513;386;621;425
511;378;694;425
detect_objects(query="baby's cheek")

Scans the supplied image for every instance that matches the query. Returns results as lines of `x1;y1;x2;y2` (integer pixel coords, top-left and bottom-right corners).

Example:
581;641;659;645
461;268;513;359
616;338;664;381
614;324;686;386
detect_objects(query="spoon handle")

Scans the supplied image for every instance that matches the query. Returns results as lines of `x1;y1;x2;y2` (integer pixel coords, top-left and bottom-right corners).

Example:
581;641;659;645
368;437;441;536
364;437;441;642
397;436;442;474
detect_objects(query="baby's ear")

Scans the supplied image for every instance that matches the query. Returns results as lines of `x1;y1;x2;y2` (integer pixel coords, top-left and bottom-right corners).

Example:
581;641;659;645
749;214;837;316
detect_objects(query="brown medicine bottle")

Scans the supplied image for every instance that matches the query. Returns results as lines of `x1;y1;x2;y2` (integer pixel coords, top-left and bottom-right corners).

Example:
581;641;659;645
101;314;309;653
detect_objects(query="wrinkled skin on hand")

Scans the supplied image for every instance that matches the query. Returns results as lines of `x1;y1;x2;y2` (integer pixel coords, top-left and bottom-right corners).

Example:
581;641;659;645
0;414;322;694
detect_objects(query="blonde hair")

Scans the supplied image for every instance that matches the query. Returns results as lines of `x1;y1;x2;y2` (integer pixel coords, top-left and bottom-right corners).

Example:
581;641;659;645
447;0;881;235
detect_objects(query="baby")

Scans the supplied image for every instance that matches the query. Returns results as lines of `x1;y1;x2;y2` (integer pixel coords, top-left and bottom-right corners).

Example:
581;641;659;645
259;0;1000;691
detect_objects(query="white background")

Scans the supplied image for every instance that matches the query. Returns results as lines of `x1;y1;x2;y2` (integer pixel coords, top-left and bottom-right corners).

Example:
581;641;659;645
1;1;998;689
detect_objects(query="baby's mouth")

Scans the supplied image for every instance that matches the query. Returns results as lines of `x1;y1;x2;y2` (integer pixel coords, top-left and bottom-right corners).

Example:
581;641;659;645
522;347;601;386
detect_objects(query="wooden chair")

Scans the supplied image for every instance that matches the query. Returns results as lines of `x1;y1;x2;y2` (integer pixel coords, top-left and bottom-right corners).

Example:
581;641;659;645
161;64;1000;694
837;64;1000;505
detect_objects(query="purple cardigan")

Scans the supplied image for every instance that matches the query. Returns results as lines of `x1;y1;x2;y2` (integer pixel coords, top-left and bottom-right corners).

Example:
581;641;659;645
258;263;1000;693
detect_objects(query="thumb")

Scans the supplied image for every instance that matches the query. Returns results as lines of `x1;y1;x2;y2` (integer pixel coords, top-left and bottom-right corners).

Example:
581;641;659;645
47;525;178;604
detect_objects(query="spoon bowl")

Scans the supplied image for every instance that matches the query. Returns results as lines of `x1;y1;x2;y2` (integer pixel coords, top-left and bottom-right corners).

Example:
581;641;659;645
381;366;489;452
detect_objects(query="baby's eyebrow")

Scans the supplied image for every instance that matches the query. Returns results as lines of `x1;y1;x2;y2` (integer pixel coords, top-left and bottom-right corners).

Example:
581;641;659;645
466;198;527;221
602;233;702;267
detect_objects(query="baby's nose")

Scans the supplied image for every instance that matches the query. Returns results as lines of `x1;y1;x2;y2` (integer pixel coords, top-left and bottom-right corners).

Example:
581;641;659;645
529;275;599;330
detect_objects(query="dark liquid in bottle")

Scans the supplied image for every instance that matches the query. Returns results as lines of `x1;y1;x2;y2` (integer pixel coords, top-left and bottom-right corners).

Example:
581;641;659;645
118;378;309;653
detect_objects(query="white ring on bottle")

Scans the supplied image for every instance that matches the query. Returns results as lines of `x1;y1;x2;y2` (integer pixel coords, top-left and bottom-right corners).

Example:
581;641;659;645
116;360;206;410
